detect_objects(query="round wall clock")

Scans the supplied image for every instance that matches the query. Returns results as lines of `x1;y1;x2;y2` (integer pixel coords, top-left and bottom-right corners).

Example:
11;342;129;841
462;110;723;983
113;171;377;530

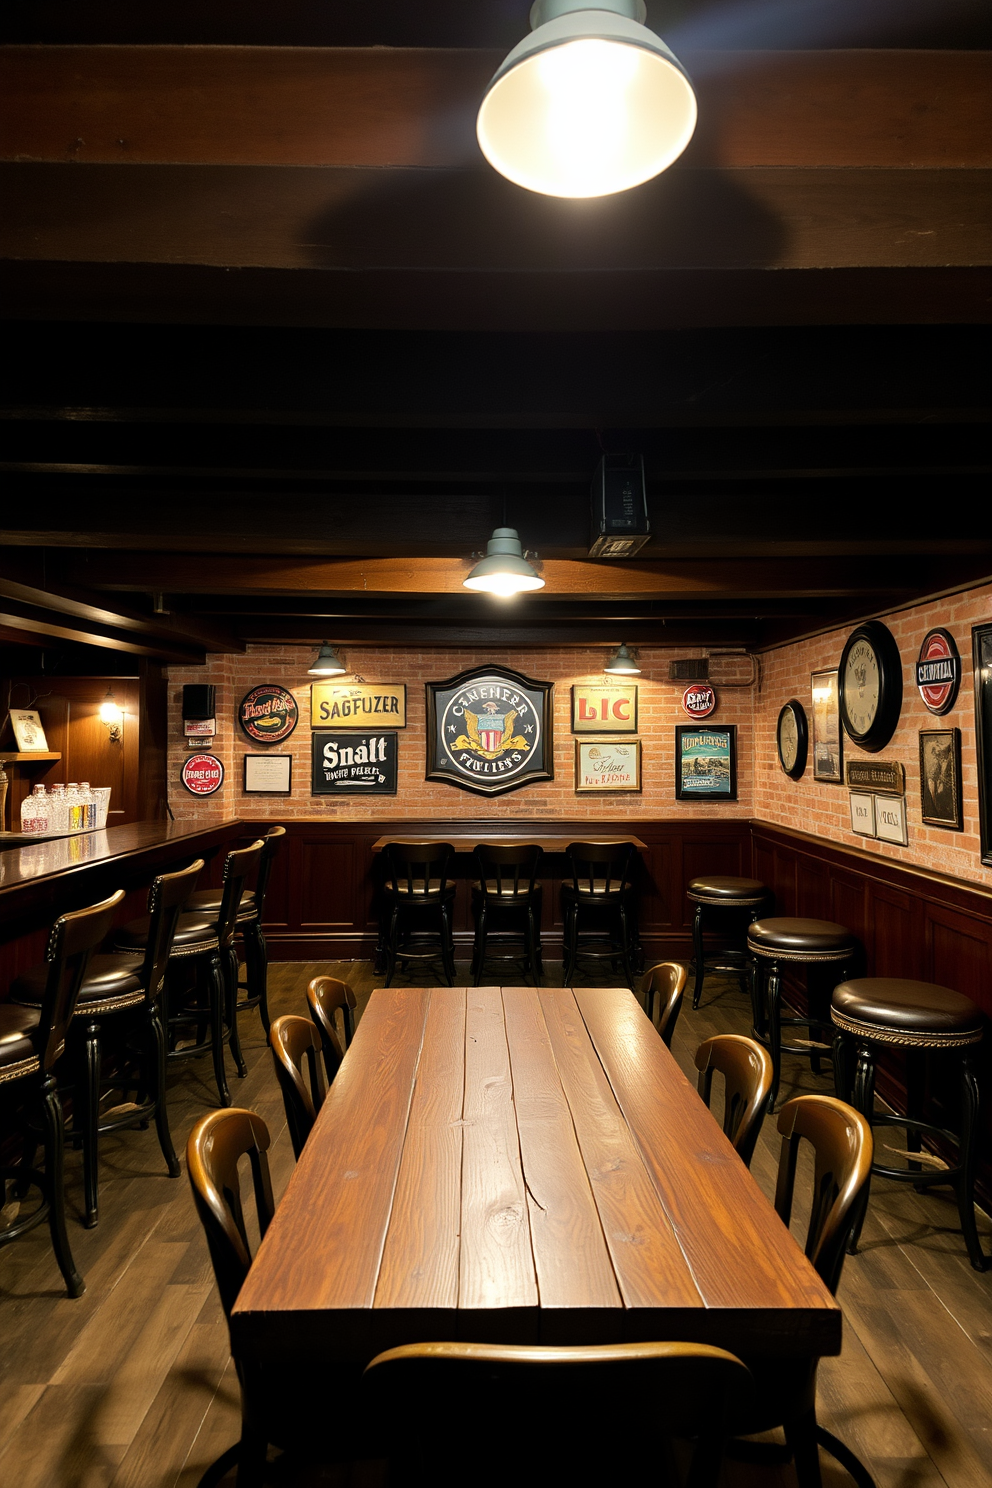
776;699;808;779
838;620;903;753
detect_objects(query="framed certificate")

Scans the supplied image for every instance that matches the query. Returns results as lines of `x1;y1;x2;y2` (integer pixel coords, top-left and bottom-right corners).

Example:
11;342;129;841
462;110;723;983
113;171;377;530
243;753;292;794
575;739;641;792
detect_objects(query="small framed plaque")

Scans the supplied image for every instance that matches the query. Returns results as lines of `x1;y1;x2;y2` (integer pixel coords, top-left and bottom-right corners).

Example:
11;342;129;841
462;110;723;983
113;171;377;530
9;709;49;752
874;793;908;846
848;792;876;837
243;753;292;795
575;738;641;792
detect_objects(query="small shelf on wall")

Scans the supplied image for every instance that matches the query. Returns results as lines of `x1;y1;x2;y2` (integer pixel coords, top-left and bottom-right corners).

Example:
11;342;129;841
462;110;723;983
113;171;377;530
0;752;62;763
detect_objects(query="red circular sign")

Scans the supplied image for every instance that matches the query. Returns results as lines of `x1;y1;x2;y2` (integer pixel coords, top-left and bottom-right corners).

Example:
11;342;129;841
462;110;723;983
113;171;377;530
181;753;225;796
916;628;960;716
682;684;716;718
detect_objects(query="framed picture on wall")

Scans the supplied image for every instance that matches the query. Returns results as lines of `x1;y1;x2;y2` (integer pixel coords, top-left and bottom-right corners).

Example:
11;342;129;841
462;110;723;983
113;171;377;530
919;728;963;830
810;669;843;783
874;793;908;846
675;725;737;801
575;738;641;792
975;623;992;865
8;709;49;752
243;753;292;794
849;792;875;837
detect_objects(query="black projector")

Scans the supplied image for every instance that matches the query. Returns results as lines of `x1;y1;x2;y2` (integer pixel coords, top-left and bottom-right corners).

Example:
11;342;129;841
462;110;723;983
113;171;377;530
589;454;650;558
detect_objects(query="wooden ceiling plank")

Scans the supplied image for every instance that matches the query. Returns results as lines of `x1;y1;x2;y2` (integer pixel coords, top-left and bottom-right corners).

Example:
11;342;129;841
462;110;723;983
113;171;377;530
1;47;988;170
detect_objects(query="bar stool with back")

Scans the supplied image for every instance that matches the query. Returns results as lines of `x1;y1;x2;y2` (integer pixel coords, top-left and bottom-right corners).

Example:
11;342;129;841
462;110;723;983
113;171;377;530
381;841;457;987
470;842;543;986
11;858;203;1229
0;889;124;1297
561;840;639;989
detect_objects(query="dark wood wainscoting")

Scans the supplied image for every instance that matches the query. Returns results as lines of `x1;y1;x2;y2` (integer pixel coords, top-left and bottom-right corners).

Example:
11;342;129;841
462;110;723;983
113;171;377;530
244;817;753;963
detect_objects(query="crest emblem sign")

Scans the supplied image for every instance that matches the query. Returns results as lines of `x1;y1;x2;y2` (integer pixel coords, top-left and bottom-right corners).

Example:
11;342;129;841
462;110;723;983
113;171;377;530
426;666;554;796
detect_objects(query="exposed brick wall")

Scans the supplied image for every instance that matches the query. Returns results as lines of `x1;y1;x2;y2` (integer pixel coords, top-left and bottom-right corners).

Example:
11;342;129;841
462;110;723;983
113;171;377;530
754;581;992;886
166;645;755;824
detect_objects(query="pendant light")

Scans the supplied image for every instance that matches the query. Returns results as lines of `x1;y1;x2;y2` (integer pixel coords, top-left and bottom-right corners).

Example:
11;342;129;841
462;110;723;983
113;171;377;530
605;642;641;674
308;643;347;676
476;0;697;199
463;528;545;598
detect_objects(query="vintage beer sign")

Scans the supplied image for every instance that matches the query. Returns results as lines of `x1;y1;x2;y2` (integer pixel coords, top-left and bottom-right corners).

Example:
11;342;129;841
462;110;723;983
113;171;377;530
426;666;553;797
682;683;716;718
312;731;397;795
675;726;737;801
571;682;638;734
915;628;960;715
310;682;406;728
238;685;299;745
181;753;224;796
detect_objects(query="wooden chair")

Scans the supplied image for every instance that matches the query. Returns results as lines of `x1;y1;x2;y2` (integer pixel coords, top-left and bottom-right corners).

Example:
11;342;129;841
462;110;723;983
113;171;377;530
0;889;124;1297
306;974;356;1084
641;961;687;1047
561;840;639;990
268;1014;326;1160
381;841;456;987
363;1339;753;1488
694;1033;773;1168
188;825;286;1033
470;842;543;985
735;1093;875;1488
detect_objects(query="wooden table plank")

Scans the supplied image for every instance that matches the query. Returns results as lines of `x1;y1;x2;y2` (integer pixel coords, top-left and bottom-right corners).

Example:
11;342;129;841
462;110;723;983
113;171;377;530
500;988;622;1334
375;988;466;1312
459;987;538;1322
370;834;648;853
538;987;704;1316
573;987;841;1355
232;987;429;1354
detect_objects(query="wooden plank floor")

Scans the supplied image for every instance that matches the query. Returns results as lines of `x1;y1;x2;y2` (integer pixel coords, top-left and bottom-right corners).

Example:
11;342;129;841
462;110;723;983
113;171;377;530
1;957;990;1486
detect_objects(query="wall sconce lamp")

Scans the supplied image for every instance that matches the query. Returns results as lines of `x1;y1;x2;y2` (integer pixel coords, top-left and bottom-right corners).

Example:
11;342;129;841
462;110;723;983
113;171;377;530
99;687;124;743
476;0;697;199
605;643;641;674
308;643;348;676
463;528;545;598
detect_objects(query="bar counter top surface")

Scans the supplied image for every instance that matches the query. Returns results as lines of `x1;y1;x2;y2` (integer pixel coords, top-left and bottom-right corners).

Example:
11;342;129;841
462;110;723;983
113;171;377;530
0;818;242;894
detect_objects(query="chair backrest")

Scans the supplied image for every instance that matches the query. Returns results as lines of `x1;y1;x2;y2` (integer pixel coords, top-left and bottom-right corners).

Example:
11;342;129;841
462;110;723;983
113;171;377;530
565;840;637;897
474;843;542;899
40;889;125;1072
363;1340;752;1488
252;825;286;916
642;961;687;1047
694;1034;773;1168
140;857;203;1003
774;1094;873;1294
217;839;264;947
269;1014;327;1159
186;1108;274;1320
383;841;454;899
306;975;356;1082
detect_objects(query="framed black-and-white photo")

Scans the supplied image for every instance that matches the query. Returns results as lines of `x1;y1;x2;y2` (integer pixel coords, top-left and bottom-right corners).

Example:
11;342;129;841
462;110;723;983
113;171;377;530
312;730;398;795
810;670;843;783
975;623;992;865
243;753;292;795
675;726;737;802
919;727;963;831
874;793;908;846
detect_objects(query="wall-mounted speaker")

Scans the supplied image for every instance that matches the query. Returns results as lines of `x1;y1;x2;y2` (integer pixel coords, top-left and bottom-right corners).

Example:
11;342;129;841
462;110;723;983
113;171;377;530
182;684;216;719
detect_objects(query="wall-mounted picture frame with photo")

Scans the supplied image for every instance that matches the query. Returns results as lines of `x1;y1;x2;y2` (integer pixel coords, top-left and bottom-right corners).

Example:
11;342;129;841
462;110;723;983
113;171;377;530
574;738;641;792
810;669;843;783
919;727;963;831
675;726;737;801
243;753;292;795
974;622;992;866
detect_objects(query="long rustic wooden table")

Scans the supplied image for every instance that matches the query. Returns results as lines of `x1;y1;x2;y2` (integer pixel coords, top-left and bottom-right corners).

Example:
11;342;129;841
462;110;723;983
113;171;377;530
232;985;840;1366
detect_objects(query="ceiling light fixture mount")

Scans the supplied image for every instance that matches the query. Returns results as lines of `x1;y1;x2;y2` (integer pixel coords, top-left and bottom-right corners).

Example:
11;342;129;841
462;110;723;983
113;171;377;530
477;0;697;199
463;528;546;598
605;642;641;674
307;643;347;676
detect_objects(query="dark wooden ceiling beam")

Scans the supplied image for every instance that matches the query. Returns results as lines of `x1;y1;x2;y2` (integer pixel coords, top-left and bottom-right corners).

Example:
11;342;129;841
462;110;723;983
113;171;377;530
2;48;988;170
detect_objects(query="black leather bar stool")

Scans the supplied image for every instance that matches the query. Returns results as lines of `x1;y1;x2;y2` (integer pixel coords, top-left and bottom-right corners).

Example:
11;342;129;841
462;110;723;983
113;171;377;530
187;824;285;1033
381;841;456;987
686;876;770;1012
747;917;856;1110
561;841;639;990
831;977;988;1271
471;843;543;986
0;889;123;1297
113;839;264;1107
11;858;203;1229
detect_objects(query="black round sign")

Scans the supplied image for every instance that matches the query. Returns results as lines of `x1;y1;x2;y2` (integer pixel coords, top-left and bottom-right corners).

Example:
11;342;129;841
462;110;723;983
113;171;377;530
238;685;299;745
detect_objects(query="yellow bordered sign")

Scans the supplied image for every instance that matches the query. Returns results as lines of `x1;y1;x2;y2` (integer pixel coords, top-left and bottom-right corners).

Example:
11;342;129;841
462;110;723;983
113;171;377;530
310;682;406;728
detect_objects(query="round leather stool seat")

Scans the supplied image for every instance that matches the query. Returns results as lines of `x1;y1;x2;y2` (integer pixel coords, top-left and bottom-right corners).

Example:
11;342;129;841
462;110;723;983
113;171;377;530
114;911;219;956
0;1002;43;1081
12;954;146;1014
832;978;983;1048
748;917;854;960
687;875;767;906
187;887;257;922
